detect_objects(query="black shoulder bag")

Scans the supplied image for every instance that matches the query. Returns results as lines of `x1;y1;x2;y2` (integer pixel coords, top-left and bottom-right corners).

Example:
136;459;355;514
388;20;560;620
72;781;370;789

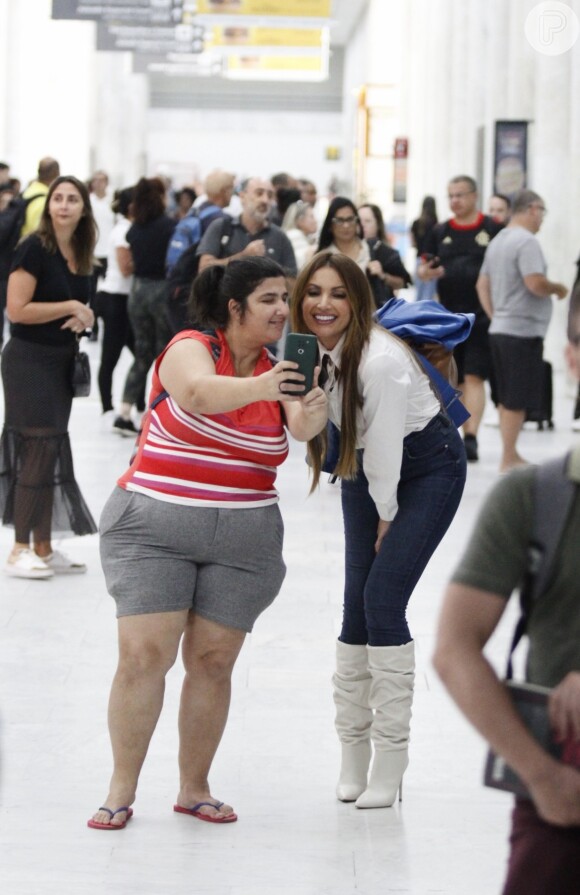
71;335;91;397
60;254;92;398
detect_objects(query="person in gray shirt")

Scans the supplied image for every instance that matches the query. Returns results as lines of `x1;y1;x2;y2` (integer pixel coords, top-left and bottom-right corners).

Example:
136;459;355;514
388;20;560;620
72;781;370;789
477;189;567;472
197;176;297;277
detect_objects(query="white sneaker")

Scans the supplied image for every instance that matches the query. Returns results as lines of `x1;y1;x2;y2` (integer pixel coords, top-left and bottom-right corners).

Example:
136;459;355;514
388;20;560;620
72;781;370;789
43;549;87;575
5;548;54;579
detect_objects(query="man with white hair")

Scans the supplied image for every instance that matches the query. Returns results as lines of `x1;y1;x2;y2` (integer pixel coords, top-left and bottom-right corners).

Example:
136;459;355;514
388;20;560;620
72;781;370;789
165;169;235;273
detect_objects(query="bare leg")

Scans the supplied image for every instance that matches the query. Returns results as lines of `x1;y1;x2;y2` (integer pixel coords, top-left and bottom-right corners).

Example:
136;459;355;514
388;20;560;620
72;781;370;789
498;405;528;473
118;401;132;421
461;374;486;437
91;610;188;827
176;613;246;820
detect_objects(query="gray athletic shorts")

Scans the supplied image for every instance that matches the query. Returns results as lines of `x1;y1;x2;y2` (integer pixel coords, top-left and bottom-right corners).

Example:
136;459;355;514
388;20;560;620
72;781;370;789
99;488;286;632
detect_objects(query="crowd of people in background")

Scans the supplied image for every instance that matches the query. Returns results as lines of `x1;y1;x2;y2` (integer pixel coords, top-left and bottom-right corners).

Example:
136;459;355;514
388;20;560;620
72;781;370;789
1;157;578;494
1;157;578;501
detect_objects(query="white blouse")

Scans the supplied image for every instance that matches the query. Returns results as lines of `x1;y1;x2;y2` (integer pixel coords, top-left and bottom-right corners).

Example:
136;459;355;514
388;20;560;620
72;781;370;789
100;217;133;296
328;239;370;273
286;228;315;270
320;326;440;521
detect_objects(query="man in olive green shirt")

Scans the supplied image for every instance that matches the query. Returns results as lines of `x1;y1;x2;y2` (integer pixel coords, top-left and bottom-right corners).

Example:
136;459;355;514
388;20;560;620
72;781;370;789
433;287;580;894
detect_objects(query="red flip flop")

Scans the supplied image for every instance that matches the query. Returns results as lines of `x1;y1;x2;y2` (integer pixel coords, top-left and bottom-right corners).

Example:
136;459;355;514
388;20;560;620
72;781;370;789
173;801;237;824
87;806;133;830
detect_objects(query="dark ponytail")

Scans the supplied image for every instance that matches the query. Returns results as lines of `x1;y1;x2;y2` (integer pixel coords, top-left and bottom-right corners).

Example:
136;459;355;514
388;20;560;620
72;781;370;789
191;265;229;327
111;186;135;218
190;256;286;328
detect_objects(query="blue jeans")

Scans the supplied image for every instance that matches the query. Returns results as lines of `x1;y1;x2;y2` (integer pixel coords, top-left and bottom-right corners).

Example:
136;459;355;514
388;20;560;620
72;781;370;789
414;260;438;302
340;413;466;646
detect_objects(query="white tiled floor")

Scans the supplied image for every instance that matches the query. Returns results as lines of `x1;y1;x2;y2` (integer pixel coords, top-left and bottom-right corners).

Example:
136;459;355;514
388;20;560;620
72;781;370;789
1;339;578;895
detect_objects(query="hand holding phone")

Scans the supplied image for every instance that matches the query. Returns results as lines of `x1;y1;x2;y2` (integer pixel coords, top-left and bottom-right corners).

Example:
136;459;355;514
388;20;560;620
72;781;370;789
421;253;441;268
283;333;318;394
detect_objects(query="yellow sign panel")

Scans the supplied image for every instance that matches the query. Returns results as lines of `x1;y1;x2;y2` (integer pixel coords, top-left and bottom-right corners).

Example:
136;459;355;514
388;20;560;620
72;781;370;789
209;27;324;47
227;54;323;71
196;0;331;16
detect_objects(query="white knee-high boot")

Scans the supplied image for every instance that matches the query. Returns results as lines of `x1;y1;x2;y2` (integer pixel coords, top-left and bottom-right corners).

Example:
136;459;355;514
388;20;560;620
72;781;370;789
355;641;415;809
332;641;372;802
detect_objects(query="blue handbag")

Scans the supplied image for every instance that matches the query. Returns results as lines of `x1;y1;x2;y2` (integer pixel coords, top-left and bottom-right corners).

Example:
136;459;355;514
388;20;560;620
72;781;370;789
321;299;473;474
376;297;474;427
375;297;475;350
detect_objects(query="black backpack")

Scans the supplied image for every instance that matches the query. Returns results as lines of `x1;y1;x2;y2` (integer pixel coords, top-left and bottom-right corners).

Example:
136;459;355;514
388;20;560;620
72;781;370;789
0;193;45;277
167;242;203;307
166;216;234;334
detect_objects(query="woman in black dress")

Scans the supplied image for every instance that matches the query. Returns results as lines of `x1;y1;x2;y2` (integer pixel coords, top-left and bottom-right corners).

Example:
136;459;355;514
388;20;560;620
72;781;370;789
0;175;98;579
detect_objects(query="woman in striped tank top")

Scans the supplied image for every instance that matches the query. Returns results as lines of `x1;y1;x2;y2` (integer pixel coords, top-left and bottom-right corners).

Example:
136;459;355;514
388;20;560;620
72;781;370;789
89;257;327;830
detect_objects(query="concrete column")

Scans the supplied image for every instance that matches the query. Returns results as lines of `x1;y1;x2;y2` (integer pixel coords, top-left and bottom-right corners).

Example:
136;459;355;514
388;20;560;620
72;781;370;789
0;0;95;182
341;6;369;199
404;0;456;228
93;53;149;187
0;0;148;187
354;0;411;228
532;45;572;367
0;0;9;155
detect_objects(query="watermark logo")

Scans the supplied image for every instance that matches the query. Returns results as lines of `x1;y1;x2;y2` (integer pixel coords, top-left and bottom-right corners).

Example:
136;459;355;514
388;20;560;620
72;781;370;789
525;2;579;54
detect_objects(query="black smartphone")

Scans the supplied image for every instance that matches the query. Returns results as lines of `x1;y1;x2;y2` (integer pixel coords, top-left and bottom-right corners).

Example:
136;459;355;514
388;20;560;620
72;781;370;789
283;333;318;394
421;253;441;268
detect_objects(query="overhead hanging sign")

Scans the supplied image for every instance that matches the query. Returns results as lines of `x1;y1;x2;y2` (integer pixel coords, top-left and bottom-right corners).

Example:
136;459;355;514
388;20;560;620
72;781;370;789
52;0;190;25
96;20;205;52
132;51;223;75
208;26;324;48
224;52;327;80
195;0;331;16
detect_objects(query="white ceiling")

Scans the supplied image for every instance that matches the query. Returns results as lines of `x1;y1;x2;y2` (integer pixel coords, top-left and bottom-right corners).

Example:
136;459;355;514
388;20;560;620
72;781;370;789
328;0;369;46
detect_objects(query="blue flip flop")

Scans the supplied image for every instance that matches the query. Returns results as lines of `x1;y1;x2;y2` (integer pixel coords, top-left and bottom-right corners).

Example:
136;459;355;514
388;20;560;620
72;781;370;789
173;801;237;824
87;806;133;830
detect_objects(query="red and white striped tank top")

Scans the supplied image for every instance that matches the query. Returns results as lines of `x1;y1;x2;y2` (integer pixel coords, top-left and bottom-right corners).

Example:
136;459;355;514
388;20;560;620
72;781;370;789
118;329;289;507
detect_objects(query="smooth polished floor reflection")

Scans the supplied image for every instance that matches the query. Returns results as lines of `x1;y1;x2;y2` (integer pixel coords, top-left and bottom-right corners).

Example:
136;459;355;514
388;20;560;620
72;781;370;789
1;338;578;895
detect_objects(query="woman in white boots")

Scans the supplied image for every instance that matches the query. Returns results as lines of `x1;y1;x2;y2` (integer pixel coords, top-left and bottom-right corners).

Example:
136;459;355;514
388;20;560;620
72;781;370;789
292;252;467;808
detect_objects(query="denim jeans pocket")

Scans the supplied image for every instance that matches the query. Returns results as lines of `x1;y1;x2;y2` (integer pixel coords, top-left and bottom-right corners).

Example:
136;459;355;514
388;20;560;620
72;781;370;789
403;415;453;461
